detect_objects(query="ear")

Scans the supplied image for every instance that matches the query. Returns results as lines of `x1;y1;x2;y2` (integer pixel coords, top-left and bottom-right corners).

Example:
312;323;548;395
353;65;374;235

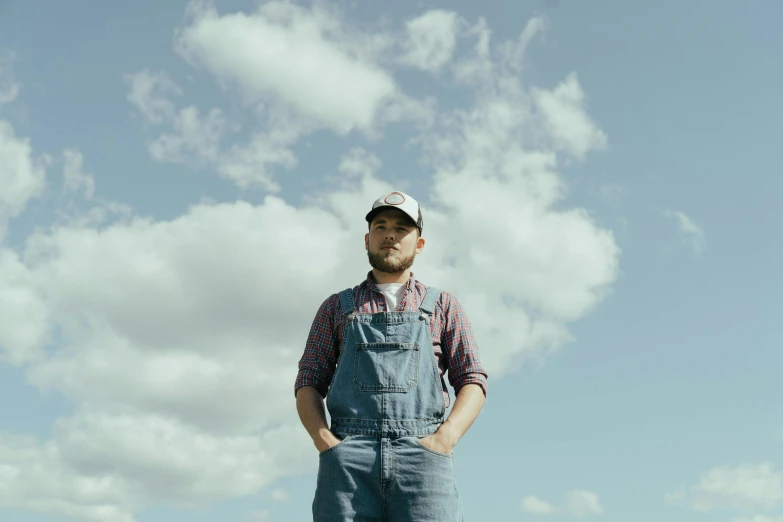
416;236;425;253
364;232;369;250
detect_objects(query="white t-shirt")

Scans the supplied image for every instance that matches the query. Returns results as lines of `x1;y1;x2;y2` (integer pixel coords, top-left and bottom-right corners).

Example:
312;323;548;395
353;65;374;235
375;282;406;312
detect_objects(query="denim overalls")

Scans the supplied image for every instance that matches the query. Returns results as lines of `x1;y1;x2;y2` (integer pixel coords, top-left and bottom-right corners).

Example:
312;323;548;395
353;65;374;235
313;285;462;521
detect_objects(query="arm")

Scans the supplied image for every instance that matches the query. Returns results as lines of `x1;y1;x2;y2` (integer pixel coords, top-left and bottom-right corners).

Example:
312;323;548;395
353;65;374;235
425;383;485;453
294;295;342;453
420;291;488;454
295;386;341;453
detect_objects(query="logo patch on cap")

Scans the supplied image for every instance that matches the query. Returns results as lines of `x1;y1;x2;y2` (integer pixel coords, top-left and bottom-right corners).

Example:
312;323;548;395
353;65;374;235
384;192;405;205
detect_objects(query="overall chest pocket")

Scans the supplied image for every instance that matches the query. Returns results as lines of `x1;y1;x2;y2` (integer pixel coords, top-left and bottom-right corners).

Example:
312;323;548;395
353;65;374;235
352;343;420;392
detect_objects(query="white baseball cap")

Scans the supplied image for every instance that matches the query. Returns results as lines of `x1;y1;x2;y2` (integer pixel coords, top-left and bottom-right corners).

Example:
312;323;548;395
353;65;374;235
365;191;423;234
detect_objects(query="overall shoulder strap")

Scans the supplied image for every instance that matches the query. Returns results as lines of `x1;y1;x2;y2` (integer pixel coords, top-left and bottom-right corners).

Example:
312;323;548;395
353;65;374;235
337;288;357;319
418;286;441;323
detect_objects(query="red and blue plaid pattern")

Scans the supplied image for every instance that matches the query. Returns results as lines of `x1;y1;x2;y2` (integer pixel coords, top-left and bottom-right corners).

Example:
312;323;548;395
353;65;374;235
295;271;488;407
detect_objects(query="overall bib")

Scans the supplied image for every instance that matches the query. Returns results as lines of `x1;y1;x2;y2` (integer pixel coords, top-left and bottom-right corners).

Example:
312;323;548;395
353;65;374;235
313;285;462;521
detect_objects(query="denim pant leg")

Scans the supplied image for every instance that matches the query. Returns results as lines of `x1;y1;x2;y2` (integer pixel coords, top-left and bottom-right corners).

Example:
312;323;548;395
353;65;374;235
386;436;462;522
313;436;384;522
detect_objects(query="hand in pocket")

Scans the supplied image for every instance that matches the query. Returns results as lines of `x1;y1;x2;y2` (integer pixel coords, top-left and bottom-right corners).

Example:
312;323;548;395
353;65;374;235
316;432;343;454
418;432;453;455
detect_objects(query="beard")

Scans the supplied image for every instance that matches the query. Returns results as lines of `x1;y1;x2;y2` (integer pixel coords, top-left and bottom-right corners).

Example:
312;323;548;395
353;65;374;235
367;245;416;274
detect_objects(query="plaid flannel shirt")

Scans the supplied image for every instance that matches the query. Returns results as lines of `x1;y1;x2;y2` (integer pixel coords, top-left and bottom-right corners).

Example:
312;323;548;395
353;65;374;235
295;271;487;407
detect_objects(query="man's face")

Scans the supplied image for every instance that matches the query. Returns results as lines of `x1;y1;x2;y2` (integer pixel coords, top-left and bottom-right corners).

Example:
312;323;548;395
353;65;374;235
365;209;424;274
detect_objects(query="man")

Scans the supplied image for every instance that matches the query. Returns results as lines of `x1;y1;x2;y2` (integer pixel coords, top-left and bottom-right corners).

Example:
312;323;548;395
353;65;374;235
295;190;488;521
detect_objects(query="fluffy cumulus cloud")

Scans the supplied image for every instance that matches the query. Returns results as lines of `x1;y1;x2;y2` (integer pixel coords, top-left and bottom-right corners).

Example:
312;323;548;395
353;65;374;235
567;489;605;517
127;0;438;189
0;432;138;522
172;0;422;135
1;5;620;521
411;15;617;372
531;73;607;161
522;495;555;514
0;248;52;365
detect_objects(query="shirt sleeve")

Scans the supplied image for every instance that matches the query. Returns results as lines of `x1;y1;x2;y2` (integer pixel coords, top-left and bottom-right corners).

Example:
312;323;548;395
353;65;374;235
295;294;341;398
438;291;488;397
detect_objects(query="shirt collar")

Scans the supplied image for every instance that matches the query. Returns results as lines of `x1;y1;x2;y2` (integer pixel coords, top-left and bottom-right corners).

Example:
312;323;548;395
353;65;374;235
365;270;416;292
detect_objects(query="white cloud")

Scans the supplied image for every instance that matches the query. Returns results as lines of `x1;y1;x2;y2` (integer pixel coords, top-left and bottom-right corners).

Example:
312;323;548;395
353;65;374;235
340;148;381;180
0;249;51;365
245;510;270;522
451;16;606;162
52;412;309;503
1;186;389;519
0;120;49;238
21;199;358;435
0;414;310;521
173;0;418;135
399;10;461;72
216;106;301;191
522;495;555;514
498;16;548;74
269;488;290;502
125;71;294;188
671;462;783;517
451;17;492;85
0;431;137;522
566;489;604;517
665;209;706;253
148;106;229;165
733;516;783;522
124;70;235;171
0;50;20;105
124;69;182;124
128;1;435;188
531;72;608;160
686;463;783;512
522;490;603;517
63;149;96;200
412;22;617;372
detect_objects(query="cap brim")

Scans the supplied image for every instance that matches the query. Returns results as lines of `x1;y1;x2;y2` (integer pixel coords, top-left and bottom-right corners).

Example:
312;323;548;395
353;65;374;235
365;207;383;223
365;207;419;230
365;206;412;223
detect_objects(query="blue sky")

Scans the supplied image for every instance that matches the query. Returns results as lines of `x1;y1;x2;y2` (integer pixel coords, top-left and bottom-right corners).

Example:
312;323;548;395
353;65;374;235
1;1;782;521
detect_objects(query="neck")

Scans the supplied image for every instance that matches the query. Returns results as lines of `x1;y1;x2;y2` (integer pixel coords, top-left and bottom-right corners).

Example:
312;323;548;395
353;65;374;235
372;268;410;285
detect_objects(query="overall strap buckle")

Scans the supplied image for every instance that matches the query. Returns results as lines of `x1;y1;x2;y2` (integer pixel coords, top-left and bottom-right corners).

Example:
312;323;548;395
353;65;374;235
338;288;357;320
418;286;441;325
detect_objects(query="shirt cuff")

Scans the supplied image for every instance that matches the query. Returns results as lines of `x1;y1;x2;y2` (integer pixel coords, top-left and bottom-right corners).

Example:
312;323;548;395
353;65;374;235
453;375;488;398
294;371;328;398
